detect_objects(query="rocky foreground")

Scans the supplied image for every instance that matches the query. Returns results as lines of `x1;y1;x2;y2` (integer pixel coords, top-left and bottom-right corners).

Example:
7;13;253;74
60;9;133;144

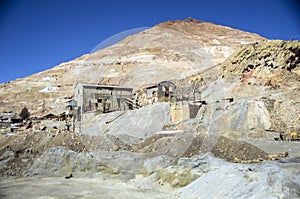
0;149;299;198
0;123;300;198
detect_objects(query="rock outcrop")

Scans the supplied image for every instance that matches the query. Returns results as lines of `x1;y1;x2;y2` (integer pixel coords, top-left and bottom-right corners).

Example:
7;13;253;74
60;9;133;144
191;40;300;135
221;40;300;86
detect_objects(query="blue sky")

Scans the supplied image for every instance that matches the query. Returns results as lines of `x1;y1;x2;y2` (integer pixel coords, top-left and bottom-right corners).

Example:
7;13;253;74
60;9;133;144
0;0;299;83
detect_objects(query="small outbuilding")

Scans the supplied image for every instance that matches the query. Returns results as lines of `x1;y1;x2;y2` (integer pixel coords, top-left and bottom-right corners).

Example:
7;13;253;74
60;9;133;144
145;81;176;104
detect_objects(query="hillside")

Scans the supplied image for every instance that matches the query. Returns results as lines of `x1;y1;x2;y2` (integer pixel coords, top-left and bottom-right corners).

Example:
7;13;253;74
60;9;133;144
173;40;300;135
0;18;264;116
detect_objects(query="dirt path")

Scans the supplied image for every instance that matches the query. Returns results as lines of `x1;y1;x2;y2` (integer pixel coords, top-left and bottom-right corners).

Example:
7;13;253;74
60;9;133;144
0;176;169;199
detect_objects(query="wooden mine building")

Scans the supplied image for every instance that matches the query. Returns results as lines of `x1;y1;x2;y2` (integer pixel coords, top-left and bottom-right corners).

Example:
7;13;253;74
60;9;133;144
145;81;176;104
74;83;133;120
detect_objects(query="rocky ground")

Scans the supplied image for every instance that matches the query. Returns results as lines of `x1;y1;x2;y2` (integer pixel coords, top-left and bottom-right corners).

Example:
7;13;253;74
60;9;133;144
1;124;300;197
0;139;299;199
1;123;297;178
2;158;300;199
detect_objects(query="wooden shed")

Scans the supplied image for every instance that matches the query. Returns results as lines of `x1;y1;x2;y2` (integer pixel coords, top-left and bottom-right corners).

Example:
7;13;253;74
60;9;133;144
145;81;176;104
74;83;133;116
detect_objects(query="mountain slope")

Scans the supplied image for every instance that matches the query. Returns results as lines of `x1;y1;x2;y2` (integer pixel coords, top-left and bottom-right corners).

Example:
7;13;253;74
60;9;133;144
188;40;300;135
0;18;265;116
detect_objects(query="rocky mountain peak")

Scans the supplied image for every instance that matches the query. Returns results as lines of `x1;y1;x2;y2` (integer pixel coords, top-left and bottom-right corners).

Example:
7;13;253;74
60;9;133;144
157;17;205;27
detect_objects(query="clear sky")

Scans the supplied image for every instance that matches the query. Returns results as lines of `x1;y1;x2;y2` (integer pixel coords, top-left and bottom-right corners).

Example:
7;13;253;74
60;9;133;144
0;0;299;83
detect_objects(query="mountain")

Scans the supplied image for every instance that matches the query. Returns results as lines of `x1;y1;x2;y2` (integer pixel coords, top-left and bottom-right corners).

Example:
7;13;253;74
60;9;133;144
176;39;300;137
1;19;300;198
0;18;265;116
